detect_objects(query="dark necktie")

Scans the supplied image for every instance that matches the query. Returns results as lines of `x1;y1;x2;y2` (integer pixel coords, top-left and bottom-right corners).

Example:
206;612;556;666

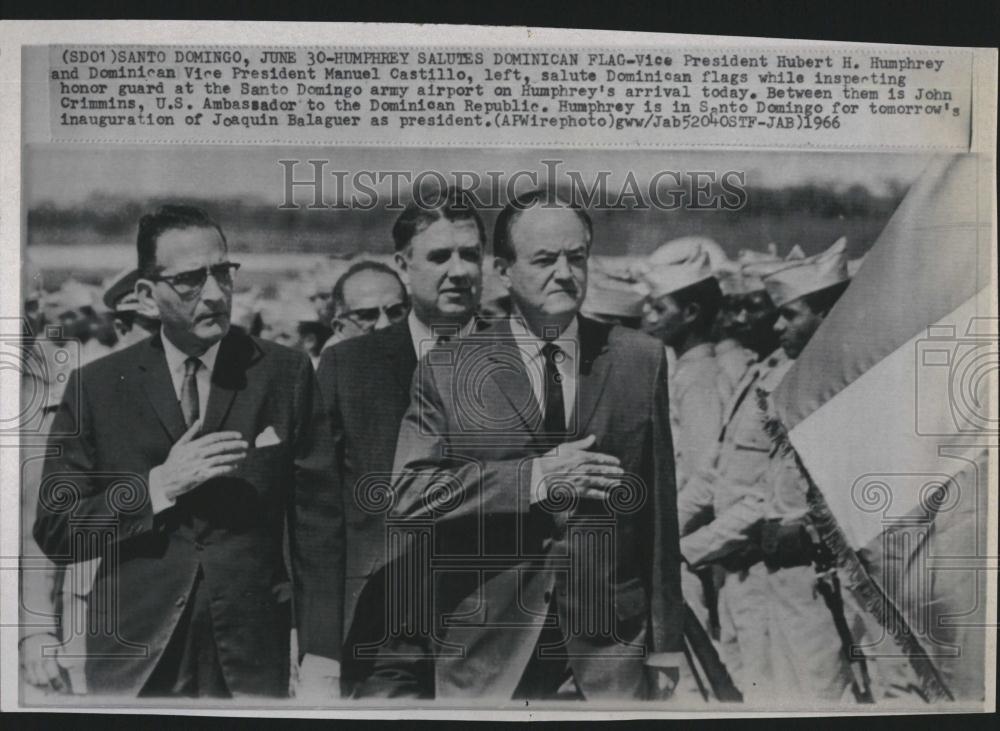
180;356;201;428
541;342;565;436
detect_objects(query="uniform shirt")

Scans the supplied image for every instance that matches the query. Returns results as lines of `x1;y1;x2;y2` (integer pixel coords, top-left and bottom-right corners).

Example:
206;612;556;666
678;350;793;567
669;342;727;491
714;337;758;403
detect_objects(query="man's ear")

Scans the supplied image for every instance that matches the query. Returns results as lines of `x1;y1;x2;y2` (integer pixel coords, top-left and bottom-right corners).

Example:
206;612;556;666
682;301;701;327
134;279;161;319
494;256;512;287
393;250;411;288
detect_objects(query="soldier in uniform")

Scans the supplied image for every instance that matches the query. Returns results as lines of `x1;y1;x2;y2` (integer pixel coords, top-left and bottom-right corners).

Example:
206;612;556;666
678;238;856;703
104;268;161;350
581;266;644;329
21;268;161;695
639;242;728;492
713;274;760;402
677;342;792;700
755;238;858;702
639;243;729;638
713;249;789;397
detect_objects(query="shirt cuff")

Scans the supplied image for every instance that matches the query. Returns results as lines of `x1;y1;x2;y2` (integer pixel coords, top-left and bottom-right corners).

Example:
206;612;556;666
147;465;176;515
300;653;341;678
529;458;544;505
646;652;685;669
19;626;60;643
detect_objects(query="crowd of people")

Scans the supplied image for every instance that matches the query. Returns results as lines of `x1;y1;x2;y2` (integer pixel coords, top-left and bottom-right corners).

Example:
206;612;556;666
21;187;903;706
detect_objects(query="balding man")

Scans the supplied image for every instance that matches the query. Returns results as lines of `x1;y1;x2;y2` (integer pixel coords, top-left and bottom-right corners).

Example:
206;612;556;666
389;189;683;701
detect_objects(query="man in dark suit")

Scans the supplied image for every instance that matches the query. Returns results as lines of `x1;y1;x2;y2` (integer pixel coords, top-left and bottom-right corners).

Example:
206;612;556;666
389;189;684;701
315;188;486;695
33;205;344;699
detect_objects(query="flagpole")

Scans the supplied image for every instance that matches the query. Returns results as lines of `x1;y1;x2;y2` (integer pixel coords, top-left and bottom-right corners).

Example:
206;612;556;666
759;389;955;702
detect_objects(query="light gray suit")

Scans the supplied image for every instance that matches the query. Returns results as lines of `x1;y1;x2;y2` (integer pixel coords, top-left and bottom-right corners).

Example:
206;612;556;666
388;316;683;700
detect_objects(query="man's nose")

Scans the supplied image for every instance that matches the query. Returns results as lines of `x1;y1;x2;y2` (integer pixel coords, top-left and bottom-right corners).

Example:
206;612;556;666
374;308;392;330
446;252;474;281
553;253;573;279
773;315;788;333
200;269;226;302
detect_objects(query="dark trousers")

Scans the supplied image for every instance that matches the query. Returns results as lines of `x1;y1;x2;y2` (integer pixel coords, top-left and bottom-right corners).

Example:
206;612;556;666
512;601;583;701
348;631;433;699
139;567;230;698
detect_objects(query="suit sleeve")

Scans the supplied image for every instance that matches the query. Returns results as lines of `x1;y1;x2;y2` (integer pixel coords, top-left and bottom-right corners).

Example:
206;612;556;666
389;357;533;523
287;353;345;662
315;346;347;516
646;348;685;655
21;444;63;640
315;346;340;450
34;369;160;562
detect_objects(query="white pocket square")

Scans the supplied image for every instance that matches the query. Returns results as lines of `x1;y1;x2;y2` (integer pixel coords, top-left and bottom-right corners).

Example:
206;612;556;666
255;426;281;448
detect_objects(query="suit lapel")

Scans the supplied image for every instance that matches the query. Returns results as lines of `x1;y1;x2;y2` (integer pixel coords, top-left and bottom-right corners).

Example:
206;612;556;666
383;320;418;397
486;345;543;433
574;317;614;437
201;328;261;434
481;320;542;433
478;317;615;436
137;335;187;443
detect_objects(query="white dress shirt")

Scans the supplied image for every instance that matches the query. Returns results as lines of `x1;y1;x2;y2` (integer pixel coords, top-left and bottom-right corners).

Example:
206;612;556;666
508;312;579;429
509;312;582;511
148;333;221;515
160;331;221;421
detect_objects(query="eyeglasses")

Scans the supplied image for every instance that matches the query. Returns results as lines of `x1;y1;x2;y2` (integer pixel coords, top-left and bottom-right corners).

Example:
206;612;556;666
150;262;241;297
339;302;409;329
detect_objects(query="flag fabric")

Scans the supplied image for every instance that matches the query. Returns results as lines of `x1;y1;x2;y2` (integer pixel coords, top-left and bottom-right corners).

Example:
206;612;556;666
766;154;995;703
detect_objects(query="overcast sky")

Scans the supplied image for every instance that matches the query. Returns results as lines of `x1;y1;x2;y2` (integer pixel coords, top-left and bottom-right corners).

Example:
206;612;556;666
26;144;931;207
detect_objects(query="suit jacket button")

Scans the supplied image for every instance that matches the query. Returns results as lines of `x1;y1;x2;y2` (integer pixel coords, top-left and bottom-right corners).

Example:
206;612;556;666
175;595;186;607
